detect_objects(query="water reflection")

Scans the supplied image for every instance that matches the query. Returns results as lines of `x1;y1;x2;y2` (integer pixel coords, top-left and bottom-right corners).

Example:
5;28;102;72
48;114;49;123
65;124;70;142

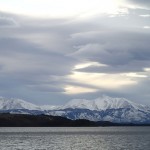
0;127;149;150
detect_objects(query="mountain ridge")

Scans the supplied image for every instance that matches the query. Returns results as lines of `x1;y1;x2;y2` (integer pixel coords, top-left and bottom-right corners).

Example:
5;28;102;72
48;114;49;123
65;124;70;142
0;97;41;110
0;96;150;123
0;96;149;111
62;96;149;112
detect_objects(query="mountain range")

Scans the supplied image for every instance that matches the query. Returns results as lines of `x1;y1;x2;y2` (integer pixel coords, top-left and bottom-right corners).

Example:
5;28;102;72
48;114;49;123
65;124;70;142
0;96;150;124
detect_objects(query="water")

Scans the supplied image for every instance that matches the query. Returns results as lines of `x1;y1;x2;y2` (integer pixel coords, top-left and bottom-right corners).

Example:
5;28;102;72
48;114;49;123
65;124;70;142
0;127;149;150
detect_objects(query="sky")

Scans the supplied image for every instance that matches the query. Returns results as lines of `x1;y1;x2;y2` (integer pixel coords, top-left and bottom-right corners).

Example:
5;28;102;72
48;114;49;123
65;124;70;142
0;0;150;105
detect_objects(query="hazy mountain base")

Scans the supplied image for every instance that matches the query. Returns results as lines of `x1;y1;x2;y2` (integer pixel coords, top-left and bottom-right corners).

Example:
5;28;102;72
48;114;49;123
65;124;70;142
47;108;150;124
1;108;150;124
0;113;150;127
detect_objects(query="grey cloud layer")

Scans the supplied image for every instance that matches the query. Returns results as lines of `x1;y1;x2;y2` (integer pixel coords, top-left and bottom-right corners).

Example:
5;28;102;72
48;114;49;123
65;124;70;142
128;0;150;6
0;17;18;27
0;8;150;104
126;0;150;10
72;31;150;73
0;14;79;103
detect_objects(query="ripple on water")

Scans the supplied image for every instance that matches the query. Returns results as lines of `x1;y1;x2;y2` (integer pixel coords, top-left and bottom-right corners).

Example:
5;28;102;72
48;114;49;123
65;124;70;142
0;127;150;150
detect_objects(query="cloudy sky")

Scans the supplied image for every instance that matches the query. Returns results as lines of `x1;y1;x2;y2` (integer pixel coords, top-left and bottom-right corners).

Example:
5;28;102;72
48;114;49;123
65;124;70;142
0;0;150;105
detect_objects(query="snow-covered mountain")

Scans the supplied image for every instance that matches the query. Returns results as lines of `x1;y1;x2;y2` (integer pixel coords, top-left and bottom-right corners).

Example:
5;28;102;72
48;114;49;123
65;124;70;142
0;96;150;123
0;97;40;110
62;96;149;112
45;96;150;123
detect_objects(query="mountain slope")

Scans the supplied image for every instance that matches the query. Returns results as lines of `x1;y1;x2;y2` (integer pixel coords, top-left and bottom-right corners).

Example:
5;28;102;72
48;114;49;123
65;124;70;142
62;96;149;112
0;96;150;123
0;97;40;110
1;113;140;127
46;96;150;123
46;108;150;123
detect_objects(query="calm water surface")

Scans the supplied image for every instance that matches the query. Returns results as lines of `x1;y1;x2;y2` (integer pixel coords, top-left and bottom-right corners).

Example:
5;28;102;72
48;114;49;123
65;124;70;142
0;127;150;150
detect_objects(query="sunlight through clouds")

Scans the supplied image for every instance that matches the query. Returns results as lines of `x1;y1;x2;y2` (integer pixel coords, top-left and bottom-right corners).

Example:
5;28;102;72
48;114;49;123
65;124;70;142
0;0;125;18
65;85;98;94
0;0;150;104
66;71;137;94
74;62;107;70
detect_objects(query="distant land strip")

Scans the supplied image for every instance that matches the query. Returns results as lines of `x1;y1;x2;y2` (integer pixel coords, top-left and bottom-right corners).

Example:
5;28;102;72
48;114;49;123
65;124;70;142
0;113;150;127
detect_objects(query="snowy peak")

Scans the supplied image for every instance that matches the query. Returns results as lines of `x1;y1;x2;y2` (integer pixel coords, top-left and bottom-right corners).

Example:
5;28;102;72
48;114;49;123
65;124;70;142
0;96;149;114
94;96;135;110
0;97;40;110
62;96;148;111
0;96;150;123
62;99;93;110
0;97;59;111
